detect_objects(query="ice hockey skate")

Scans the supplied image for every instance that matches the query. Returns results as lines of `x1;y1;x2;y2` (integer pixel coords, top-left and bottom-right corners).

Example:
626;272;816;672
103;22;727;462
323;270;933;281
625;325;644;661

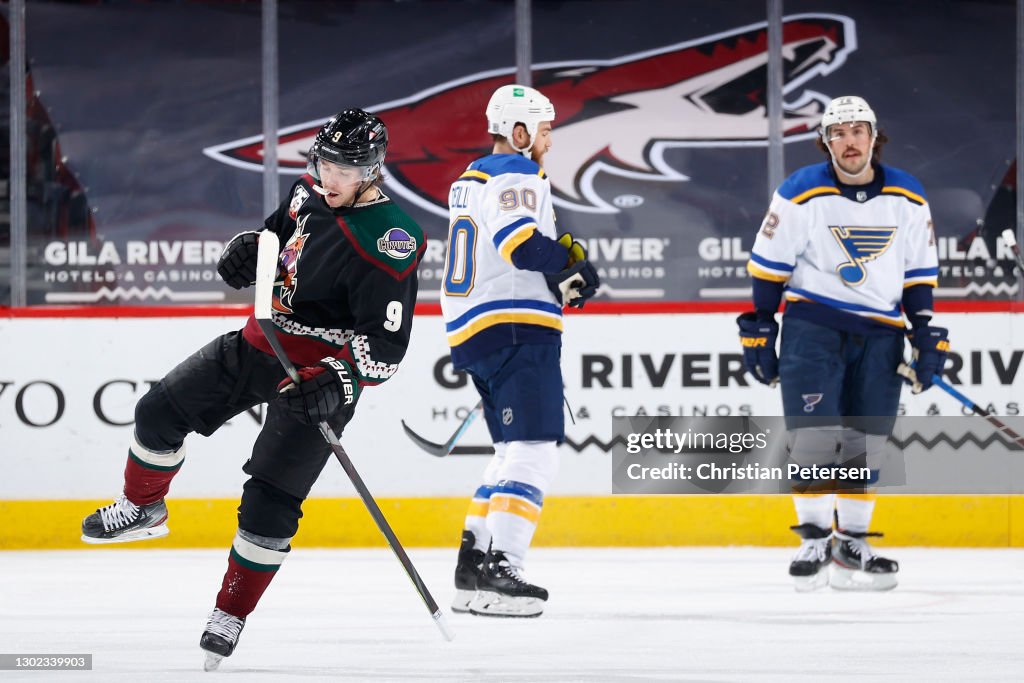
200;607;246;671
81;494;169;544
788;523;832;592
829;529;898;591
468;550;548;618
452;531;486;613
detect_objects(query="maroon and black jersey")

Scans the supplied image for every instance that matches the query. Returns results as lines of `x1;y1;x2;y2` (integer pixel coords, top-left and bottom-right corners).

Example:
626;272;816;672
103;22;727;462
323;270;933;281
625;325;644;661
242;175;425;390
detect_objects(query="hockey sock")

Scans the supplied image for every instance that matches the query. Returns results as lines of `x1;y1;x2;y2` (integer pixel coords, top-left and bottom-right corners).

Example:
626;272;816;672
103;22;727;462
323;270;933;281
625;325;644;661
487;441;558;567
215;531;289;619
486;480;544;568
464;443;507;552
792;493;836;529
836;493;877;533
464;485;494;552
122;435;185;505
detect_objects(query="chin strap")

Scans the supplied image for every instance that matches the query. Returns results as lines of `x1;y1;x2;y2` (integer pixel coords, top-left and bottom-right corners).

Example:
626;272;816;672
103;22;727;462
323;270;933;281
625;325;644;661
509;135;536;158
830;155;873;179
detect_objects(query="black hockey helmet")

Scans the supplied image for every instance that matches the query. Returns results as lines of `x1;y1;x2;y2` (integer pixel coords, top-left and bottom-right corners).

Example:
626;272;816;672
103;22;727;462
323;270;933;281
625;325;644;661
306;108;388;182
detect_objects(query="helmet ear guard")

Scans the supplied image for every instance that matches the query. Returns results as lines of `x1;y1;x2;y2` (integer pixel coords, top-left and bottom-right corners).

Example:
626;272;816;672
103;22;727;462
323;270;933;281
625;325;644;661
485;84;555;156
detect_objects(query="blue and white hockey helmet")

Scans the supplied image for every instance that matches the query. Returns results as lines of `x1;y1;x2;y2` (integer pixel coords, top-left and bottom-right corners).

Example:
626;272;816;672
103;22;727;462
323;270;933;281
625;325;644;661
486;85;555;156
820;96;877;142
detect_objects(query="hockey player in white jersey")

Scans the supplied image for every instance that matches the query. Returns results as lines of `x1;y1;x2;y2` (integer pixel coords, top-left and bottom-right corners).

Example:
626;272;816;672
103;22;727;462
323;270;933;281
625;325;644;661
739;96;950;591
442;84;599;617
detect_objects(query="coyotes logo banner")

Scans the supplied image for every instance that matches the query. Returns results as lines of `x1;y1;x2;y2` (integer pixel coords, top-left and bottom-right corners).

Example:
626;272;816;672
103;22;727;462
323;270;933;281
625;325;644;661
205;14;856;218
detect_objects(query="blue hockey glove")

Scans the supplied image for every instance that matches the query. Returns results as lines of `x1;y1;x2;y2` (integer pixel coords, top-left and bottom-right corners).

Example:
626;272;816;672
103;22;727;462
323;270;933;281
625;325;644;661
277;358;360;425
904;326;949;394
545;233;600;308
217;231;261;289
737;312;779;387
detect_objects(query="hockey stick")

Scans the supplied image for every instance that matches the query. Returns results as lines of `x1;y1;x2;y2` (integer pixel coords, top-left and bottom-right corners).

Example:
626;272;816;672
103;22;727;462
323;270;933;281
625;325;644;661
400;401;490;457
254;231;454;642
1001;229;1024;272
897;362;1024;450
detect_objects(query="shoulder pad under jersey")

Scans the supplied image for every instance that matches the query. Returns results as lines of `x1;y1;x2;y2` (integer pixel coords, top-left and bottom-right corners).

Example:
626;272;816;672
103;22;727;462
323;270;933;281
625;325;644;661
879;165;928;205
338;201;425;280
777;162;839;204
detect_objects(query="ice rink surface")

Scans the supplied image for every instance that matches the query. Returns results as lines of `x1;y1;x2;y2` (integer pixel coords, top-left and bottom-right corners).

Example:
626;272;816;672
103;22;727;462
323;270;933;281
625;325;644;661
2;547;1022;682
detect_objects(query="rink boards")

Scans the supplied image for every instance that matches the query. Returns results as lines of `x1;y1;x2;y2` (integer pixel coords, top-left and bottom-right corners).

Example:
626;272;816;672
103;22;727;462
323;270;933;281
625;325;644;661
2;311;1022;549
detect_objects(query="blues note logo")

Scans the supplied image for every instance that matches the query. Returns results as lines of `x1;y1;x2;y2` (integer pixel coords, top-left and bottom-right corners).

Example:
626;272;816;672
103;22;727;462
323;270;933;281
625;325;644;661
830;226;897;286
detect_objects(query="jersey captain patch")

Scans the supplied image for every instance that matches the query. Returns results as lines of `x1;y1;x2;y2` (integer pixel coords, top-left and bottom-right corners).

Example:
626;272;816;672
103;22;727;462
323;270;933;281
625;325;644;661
288;185;310;219
829;226;897;286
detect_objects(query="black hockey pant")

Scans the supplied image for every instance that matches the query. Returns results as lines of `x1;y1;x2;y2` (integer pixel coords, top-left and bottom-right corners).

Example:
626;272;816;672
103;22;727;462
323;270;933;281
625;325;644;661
134;330;355;539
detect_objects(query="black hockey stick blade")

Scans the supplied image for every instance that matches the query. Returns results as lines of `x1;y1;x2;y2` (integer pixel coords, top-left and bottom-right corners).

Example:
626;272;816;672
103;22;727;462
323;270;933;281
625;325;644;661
254;231;455;642
400;421;495;456
400;420;453;457
401;401;493;457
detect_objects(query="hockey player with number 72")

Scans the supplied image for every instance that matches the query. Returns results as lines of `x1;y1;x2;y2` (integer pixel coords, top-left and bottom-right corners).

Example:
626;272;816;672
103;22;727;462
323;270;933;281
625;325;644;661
739;96;949;592
80;109;425;668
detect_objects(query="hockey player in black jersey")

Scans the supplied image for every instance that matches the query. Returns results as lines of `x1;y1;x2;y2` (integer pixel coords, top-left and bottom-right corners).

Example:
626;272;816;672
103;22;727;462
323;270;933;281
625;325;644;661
79;109;425;669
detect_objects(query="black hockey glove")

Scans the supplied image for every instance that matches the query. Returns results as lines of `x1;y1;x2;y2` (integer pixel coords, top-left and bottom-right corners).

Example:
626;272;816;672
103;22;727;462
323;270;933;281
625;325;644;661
737;312;779;387
277;358;360;425
217;231;261;289
545;233;600;308
903;326;949;394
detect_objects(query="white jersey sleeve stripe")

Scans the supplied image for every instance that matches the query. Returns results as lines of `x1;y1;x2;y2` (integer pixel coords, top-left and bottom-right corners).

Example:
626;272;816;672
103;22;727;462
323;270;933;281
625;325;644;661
493;216;539;263
748;262;791;282
748;251;794;281
903;266;939;287
498;227;537;264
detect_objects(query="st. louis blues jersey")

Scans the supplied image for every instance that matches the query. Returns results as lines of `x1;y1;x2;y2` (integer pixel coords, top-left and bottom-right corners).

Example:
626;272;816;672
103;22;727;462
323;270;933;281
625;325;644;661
747;162;938;332
441;154;565;368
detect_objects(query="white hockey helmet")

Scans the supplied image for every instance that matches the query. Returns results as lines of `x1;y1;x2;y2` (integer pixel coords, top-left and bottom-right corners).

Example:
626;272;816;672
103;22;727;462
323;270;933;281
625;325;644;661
819;95;877;141
486;84;555;156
